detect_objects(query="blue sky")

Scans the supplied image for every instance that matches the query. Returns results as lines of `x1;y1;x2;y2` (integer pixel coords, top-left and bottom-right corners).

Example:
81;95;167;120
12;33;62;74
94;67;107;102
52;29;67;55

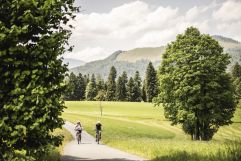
64;0;241;62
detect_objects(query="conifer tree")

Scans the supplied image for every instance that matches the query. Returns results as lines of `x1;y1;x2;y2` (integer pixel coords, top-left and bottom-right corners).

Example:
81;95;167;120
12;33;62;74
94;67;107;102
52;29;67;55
76;73;86;100
133;71;142;102
85;74;97;100
116;76;126;101
145;62;158;102
142;79;147;102
96;75;105;92
126;77;135;101
106;66;117;101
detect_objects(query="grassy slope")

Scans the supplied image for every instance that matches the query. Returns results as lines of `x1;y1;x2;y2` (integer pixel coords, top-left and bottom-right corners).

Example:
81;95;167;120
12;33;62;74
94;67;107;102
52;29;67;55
62;101;241;160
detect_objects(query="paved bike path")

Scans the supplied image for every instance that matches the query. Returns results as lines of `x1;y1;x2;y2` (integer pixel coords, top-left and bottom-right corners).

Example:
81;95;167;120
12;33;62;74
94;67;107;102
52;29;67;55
61;121;147;161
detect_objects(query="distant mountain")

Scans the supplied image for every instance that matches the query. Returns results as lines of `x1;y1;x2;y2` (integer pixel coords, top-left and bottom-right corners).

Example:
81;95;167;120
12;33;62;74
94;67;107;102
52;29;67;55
116;47;165;63
70;35;241;79
212;35;241;70
63;58;85;68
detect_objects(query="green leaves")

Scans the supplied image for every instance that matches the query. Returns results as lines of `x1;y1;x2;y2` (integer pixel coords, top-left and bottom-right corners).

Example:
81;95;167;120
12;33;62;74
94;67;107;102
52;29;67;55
0;0;77;159
155;27;236;141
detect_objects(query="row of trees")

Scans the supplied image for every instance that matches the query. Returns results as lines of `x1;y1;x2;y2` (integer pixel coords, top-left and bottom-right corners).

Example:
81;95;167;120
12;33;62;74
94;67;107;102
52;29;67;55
65;62;158;102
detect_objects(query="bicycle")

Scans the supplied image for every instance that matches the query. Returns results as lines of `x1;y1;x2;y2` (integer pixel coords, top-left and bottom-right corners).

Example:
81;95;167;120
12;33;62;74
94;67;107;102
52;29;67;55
96;130;101;144
76;131;82;144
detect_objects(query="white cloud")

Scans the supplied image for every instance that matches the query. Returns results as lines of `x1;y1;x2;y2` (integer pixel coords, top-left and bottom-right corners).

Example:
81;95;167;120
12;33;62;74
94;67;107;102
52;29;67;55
213;0;241;21
67;0;241;62
64;47;109;62
136;29;176;47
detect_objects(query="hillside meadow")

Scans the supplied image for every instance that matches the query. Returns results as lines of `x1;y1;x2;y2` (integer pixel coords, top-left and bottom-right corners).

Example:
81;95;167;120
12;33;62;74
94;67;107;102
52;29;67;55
62;101;241;161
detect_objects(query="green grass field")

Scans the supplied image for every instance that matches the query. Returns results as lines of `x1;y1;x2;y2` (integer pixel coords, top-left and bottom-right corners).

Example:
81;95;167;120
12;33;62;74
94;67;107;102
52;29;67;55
62;101;241;161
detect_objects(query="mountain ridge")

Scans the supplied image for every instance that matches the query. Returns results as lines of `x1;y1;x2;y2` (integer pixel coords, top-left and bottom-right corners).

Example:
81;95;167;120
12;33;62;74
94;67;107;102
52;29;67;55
70;35;241;79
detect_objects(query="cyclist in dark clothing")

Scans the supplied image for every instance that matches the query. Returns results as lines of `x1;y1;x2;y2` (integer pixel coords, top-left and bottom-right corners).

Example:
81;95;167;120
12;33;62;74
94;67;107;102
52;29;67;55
95;121;102;142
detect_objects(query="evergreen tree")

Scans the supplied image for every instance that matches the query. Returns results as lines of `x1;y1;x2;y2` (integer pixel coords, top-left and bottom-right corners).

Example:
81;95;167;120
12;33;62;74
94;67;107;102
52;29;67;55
85;74;97;100
65;73;85;101
84;74;90;85
133;71;142;102
96;75;105;92
76;73;86;100
142;79;147;102
64;72;77;100
126;77;135;101
115;76;126;101
0;0;78;159
122;71;128;84
155;27;236;141
145;62;158;102
106;66;117;101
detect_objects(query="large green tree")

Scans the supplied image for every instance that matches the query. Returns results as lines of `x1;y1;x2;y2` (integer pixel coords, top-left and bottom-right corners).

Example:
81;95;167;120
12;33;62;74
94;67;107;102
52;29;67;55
106;66;117;101
145;62;158;102
0;0;77;160
155;27;236;141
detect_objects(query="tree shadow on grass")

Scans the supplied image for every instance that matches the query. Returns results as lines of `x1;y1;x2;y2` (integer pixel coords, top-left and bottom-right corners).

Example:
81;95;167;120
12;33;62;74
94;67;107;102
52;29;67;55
61;155;144;161
151;149;241;161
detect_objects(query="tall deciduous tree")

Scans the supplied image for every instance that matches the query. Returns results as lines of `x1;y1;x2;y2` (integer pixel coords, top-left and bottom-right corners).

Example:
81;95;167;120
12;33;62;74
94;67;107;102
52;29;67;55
0;0;78;159
106;66;117;101
85;74;97;100
155;27;236;141
145;62;158;102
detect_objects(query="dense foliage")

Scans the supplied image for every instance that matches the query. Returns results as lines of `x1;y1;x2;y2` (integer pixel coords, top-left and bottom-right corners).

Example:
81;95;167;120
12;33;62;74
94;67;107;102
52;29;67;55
155;27;236;141
0;0;77;160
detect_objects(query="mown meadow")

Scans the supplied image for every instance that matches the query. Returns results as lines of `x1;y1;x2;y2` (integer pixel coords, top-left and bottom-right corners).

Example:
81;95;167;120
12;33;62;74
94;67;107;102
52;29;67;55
62;101;241;161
